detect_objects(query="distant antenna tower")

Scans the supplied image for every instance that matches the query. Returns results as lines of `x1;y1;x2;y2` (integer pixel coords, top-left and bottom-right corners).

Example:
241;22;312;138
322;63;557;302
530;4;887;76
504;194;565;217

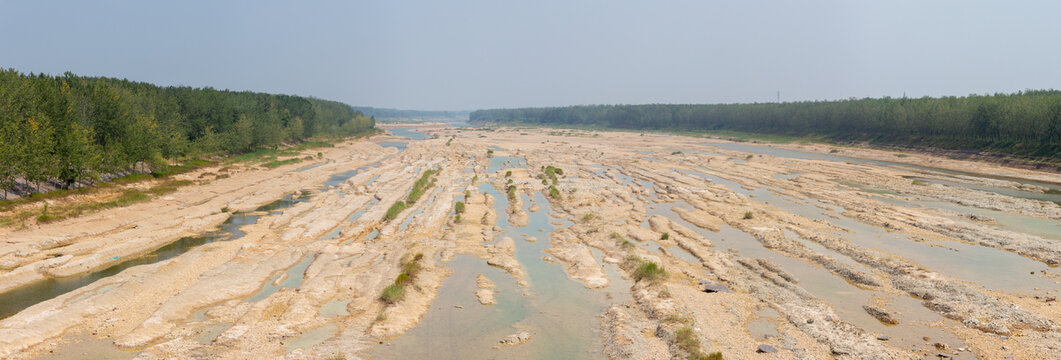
777;90;780;103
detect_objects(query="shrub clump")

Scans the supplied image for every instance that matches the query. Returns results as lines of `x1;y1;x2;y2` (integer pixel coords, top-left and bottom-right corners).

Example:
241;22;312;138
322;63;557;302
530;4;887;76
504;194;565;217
633;260;667;283
548;186;561;200
743;211;754;220
380;253;425;305
660;232;669;240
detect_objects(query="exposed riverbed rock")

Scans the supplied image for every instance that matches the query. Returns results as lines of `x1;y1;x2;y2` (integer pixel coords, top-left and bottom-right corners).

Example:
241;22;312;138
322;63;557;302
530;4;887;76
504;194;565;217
475;274;496;305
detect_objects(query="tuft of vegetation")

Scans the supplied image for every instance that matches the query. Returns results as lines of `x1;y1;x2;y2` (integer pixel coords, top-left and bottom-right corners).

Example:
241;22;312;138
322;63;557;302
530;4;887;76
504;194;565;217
384;201;408;221
829;149;839;153
505;170;512;177
675;326;705;360
380;284;405;304
543;165;563;184
380;252;425;305
486;149;494;157
581;212;598;222
743;211;754;219
660;232;670;240
507;185;518;200
548;186;561;200
633;261;667;283
454;201;466;214
406;168;441;204
911;179;929;186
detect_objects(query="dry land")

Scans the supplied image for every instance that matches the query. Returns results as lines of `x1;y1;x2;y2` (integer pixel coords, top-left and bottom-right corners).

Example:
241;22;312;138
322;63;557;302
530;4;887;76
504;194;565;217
0;125;1058;359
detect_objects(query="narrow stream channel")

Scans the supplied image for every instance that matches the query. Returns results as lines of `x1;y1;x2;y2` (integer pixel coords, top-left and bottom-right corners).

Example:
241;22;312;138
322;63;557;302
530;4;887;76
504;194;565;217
371;162;623;359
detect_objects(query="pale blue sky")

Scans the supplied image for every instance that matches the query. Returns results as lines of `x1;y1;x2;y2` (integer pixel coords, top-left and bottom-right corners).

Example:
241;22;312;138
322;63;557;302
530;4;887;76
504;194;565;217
2;1;1059;110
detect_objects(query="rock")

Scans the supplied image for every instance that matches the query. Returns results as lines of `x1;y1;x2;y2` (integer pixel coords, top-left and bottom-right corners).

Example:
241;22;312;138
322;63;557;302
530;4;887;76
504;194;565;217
701;283;731;293
499;331;531;346
877;335;890;341
756;344;778;353
475;274;497;305
862;305;900;325
454;305;463;309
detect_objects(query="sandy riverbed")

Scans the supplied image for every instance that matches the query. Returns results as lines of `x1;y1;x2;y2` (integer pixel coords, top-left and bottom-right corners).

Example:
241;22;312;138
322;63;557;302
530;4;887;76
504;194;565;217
0;127;1058;359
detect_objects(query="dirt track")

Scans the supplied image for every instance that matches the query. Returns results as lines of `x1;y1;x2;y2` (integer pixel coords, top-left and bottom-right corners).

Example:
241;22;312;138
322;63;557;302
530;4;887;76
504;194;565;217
0;125;1058;359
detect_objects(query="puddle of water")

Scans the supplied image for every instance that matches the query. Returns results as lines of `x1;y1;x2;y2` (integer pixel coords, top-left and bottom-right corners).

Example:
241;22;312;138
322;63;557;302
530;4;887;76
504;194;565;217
488;156;528;173
398;208;424;232
388;128;428;140
747;307;781;340
294;163;325;172
665;245;700;264
319;299;351;317
195;322;231;344
379;141;408;151
284;323;338;352
246;253;318;303
35;333;138;360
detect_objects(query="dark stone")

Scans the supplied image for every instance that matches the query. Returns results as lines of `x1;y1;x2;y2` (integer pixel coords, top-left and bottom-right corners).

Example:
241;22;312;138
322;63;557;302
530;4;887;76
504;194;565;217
756;344;778;353
702;284;731;293
877;335;890;341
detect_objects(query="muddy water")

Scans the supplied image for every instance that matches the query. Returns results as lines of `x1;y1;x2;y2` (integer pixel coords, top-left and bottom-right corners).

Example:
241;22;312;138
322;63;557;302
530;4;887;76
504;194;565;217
372;184;618;359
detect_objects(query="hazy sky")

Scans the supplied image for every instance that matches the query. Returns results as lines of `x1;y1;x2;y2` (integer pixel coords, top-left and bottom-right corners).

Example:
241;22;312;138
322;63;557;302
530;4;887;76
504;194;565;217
2;1;1059;110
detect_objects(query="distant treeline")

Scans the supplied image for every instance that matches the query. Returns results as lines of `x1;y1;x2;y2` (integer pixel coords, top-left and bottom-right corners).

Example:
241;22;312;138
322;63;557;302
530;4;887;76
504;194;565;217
353;106;469;120
0;68;375;191
471;91;1061;162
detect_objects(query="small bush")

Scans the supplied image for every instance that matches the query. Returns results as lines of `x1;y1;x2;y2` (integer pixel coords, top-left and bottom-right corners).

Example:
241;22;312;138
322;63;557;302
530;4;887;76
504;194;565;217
581;213;598;222
633;261;667;283
660;232;669;240
454;201;466;214
507;185;518;200
394;273;412;286
829;149;839;153
380;284;405;304
912;179;928;186
505;170;512;177
743;211;754;220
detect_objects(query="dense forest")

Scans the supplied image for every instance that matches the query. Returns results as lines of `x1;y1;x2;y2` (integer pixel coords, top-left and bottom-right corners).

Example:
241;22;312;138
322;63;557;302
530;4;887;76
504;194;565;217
471;91;1061;162
0;68;375;195
353;106;469;120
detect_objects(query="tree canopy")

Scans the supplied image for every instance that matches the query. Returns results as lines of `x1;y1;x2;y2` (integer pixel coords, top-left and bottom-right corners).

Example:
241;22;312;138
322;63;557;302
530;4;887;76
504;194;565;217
0;68;375;194
470;91;1061;162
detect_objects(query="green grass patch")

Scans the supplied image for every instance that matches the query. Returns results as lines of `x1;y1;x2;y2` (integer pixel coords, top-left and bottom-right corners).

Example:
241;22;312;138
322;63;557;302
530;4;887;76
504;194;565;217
384;201;408;221
548;186;561;200
262;157;302;168
407;168;440;204
380;284;405;304
912;179;929;186
743;211;754;220
660;232;669;240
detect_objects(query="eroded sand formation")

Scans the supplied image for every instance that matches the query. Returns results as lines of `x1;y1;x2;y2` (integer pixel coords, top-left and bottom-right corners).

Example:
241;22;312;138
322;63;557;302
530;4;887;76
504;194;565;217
0;125;1058;359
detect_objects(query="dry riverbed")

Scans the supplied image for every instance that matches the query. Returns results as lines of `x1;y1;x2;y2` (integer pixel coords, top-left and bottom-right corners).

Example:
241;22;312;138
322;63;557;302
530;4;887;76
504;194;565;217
0;126;1058;359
